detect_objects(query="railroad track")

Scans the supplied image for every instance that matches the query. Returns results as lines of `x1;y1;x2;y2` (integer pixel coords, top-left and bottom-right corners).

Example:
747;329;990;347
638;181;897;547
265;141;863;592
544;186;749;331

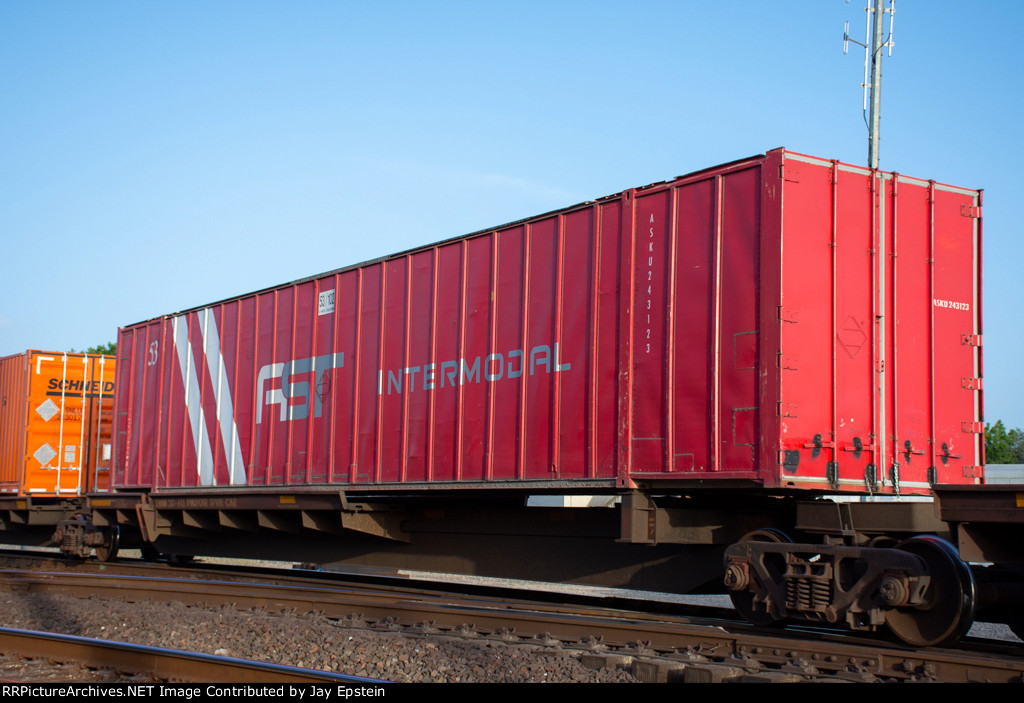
0;553;1020;683
0;627;384;684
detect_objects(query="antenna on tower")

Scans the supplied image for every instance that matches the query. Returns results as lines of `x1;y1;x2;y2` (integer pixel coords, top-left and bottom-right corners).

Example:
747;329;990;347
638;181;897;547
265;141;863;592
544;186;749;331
844;0;895;169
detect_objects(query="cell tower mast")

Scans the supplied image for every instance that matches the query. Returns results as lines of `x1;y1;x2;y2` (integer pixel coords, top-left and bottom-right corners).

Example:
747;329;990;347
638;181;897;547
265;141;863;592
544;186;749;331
844;0;895;169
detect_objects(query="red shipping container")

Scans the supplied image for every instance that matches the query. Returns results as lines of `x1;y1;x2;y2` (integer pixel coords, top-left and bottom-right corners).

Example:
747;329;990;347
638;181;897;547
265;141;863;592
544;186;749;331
113;149;983;495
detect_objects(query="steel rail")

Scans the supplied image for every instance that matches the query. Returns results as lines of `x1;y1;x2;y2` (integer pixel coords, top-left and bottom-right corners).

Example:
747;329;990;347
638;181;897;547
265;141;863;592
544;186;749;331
0;563;1020;683
0;627;386;684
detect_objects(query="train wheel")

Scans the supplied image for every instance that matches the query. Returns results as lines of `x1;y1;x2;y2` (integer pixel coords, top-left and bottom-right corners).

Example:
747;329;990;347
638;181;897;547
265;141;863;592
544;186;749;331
727;528;792;626
740;528;792;545
94;525;120;563
884;535;976;647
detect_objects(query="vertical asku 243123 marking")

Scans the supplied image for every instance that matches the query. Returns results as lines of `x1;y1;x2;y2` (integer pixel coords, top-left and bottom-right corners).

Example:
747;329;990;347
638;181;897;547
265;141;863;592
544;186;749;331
646;213;655;354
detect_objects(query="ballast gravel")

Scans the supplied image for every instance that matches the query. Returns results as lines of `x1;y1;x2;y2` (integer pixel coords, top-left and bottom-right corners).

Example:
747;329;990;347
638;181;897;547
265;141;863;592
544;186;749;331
1;592;639;683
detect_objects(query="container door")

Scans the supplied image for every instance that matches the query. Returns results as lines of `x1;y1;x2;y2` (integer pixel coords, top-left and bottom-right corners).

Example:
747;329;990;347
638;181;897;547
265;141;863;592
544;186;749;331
24;353;94;495
888;177;983;489
84;355;115;492
775;152;982;495
775;158;889;492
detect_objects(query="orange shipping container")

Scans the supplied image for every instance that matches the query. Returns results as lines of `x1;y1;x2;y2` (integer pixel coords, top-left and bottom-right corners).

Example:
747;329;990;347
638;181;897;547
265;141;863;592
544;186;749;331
0;351;115;496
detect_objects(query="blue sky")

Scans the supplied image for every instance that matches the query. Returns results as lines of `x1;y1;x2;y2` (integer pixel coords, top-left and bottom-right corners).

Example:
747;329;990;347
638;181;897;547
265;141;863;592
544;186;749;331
2;1;1022;429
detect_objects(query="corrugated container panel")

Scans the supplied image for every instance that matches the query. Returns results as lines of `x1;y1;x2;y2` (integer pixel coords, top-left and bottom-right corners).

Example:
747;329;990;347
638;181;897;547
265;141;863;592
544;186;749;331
0;353;29;490
0;351;115;496
113;148;983;495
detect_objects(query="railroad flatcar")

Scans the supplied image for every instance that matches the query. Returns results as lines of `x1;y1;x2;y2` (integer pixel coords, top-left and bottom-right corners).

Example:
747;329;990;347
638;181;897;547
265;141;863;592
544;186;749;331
14;148;1023;646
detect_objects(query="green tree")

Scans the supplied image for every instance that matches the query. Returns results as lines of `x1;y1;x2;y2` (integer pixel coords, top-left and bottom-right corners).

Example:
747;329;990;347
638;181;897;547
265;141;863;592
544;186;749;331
68;342;117;356
985;420;1024;464
85;342;116;355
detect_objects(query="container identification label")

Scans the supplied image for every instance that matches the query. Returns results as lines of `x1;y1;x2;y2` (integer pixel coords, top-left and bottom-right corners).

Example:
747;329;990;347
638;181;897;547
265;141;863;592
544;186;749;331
933;298;970;311
318;290;335;316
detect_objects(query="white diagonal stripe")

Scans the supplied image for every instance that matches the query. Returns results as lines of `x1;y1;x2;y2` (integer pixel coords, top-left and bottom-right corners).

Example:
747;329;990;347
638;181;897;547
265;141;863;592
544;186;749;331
173;314;215;486
198;308;247;485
